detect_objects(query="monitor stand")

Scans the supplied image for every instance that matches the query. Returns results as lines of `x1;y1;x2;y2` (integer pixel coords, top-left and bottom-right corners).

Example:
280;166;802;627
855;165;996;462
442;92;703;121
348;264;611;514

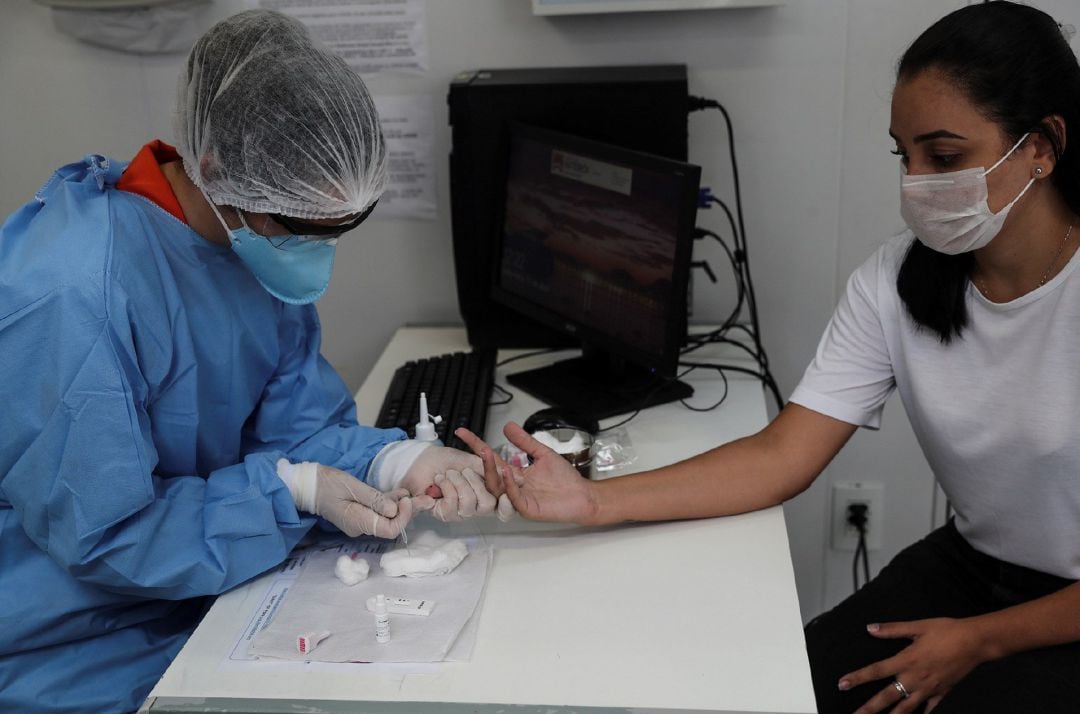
506;354;693;421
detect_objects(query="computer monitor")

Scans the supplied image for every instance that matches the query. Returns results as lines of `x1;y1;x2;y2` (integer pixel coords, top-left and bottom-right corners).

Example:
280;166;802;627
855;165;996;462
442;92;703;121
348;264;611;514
491;123;701;420
448;65;690;349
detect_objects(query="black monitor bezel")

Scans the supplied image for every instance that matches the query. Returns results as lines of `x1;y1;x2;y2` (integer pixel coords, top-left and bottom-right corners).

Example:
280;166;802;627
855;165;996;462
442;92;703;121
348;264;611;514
489;122;700;379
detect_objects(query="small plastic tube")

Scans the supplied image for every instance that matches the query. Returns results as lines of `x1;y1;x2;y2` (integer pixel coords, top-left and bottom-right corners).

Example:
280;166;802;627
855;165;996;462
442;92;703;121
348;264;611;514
374;594;391;644
414;392;442;443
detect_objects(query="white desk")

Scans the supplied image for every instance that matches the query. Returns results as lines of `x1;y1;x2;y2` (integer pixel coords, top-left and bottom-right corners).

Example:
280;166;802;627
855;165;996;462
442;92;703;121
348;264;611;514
142;327;815;714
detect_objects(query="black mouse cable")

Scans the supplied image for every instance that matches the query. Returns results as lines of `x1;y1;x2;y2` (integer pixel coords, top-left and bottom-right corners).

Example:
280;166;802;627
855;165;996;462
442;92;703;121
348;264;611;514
688;325;783;413
597;408;642;433
495;347;562;369
677;365;730;412
682;328;775;400
679;360;783;413
595;376;678;433
488;383;514;406
685;335;762;368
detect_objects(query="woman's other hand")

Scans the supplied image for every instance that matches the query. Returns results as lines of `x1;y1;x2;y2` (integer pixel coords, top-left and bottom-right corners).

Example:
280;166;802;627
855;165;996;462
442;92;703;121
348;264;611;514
839;617;990;713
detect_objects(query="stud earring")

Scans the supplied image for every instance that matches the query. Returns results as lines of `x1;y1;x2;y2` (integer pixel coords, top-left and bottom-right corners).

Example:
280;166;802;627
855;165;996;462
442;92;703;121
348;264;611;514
1034;166;1045;175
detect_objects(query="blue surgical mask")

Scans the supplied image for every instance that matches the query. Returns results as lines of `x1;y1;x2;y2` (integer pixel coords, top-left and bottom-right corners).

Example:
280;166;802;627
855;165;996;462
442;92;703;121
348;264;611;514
204;196;337;305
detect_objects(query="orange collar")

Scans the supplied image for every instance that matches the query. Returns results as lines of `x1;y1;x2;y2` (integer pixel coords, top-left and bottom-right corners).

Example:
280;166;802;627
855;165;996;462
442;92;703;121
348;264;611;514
116;140;186;223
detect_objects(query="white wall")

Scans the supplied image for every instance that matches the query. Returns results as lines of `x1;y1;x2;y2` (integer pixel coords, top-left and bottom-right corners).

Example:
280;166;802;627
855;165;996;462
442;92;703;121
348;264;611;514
817;0;966;615
3;0;1075;621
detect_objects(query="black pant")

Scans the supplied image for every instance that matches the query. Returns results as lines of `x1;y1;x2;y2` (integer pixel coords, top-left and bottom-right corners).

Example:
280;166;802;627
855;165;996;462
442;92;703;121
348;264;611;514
804;520;1080;713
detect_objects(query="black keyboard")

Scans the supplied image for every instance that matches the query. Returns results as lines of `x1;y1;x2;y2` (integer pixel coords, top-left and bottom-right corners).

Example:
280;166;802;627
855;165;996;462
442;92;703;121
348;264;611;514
374;350;497;451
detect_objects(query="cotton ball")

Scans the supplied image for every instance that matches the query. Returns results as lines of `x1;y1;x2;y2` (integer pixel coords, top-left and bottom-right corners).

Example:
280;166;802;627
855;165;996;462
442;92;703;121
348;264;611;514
334;554;370;586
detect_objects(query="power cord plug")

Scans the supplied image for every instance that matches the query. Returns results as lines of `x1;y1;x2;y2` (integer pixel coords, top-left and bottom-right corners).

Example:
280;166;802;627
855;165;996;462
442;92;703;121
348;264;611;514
847;503;869;531
848;503;871;592
688;95;721;112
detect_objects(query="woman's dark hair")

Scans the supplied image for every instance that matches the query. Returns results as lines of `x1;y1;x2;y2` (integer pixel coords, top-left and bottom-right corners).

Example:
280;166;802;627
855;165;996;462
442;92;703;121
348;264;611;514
895;1;1080;342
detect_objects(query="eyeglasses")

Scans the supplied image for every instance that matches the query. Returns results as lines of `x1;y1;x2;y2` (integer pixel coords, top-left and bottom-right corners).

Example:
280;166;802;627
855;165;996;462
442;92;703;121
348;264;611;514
269;200;378;238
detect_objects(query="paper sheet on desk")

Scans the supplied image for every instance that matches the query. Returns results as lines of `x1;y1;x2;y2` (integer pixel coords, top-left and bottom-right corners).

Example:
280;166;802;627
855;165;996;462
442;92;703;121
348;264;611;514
248;538;491;663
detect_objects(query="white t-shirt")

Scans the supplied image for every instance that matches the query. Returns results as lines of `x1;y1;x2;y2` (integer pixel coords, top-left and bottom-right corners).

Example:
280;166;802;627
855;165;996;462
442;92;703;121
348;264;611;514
791;231;1080;579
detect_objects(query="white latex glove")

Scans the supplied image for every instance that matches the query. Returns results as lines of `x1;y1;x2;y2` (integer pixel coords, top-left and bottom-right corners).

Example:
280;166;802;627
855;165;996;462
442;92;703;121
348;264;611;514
277;460;434;538
400;446;497;522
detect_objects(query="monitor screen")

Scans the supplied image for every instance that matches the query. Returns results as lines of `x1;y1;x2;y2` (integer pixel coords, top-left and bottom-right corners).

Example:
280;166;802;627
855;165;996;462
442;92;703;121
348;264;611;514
491;123;701;418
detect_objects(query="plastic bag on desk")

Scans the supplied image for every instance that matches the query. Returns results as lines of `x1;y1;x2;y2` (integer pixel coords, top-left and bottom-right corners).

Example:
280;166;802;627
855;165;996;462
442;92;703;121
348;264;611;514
592;427;637;473
496;442;531;469
498;428;636;474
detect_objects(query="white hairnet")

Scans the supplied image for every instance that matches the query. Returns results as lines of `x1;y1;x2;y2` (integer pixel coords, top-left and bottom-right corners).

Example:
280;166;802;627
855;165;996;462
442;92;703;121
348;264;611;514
175;9;386;219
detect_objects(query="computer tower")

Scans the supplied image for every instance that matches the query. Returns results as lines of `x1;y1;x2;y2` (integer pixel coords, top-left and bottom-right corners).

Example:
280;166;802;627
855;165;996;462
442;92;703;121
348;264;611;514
448;64;689;349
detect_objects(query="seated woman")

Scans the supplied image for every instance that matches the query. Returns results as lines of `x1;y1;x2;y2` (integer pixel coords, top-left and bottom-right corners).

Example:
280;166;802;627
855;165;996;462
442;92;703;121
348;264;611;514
459;3;1080;712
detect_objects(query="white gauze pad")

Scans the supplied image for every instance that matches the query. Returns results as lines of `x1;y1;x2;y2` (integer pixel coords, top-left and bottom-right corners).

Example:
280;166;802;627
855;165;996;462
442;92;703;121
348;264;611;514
380;530;468;578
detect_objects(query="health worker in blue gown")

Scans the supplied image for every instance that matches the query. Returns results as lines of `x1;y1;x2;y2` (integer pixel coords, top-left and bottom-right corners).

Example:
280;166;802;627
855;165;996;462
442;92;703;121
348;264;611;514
0;10;500;713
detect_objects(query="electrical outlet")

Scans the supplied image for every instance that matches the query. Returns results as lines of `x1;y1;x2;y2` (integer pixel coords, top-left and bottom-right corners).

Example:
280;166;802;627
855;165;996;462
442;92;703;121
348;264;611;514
831;481;883;551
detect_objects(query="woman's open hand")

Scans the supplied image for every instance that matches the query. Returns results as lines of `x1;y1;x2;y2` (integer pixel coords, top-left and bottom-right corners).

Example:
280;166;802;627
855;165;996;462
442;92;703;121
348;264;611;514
455;422;600;524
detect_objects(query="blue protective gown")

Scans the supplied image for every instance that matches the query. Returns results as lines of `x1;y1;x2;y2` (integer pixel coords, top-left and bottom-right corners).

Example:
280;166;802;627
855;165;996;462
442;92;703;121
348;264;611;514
0;154;405;713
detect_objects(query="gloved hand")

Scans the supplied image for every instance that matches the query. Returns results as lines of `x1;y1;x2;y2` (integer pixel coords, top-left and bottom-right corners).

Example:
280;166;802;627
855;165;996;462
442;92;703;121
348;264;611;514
277;459;434;538
494;493;516;523
400;446;501;522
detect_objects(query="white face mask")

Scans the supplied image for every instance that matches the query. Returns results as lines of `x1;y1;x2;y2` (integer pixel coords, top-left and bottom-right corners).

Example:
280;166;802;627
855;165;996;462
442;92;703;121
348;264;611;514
900;133;1035;255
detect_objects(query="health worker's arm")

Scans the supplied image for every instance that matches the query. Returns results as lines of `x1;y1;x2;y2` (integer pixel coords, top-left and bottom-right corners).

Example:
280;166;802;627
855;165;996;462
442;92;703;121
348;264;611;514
244;307;496;521
241;304;406;480
0;288;313;600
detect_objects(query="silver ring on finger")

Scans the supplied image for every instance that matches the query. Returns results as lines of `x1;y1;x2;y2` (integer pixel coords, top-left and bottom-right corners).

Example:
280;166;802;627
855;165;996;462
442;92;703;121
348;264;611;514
892;679;910;700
